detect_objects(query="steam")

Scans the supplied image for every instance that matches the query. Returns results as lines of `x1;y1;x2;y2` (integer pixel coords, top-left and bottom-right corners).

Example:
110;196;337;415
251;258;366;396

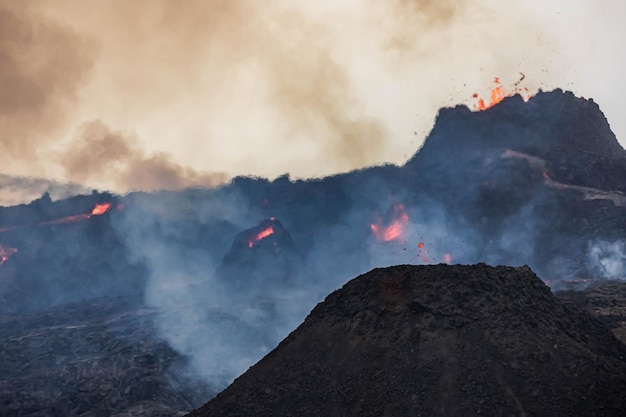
588;240;626;280
105;164;587;392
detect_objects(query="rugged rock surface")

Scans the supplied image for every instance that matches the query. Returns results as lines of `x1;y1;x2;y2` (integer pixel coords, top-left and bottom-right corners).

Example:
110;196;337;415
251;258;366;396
0;296;211;417
217;218;301;289
558;280;626;344
188;264;626;417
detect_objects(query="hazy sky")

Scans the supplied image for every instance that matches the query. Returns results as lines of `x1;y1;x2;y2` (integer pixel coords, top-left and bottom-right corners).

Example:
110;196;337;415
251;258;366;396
1;0;625;195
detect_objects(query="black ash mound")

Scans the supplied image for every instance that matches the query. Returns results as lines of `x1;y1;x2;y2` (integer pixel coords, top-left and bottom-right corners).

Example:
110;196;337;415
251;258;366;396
188;264;626;417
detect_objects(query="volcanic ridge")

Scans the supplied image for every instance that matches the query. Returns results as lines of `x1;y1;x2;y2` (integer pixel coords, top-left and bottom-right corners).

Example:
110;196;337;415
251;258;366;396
2;89;626;416
188;264;626;417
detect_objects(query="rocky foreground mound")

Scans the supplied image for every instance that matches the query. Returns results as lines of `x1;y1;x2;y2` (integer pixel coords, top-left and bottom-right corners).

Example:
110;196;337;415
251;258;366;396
188;264;626;417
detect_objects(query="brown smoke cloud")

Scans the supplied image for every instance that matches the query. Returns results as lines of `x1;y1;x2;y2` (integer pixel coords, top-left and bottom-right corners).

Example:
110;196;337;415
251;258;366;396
1;0;621;202
47;0;399;174
61;120;227;191
383;0;462;51
0;2;92;174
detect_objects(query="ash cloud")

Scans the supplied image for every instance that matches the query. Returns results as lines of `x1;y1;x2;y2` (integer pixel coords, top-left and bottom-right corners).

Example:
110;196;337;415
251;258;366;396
0;2;92;175
60;121;228;192
2;0;595;199
0;174;89;207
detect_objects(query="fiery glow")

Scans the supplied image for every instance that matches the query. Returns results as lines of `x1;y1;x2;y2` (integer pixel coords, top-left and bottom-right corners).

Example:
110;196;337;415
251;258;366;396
473;76;532;111
43;202;112;225
0;202;116;267
0;202;115;234
416;242;430;264
370;204;409;242
248;226;275;248
0;245;17;266
91;203;111;216
443;253;452;264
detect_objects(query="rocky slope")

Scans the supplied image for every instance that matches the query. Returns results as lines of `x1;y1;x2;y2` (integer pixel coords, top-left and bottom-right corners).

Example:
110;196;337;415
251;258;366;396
189;264;626;417
0;296;211;417
558;280;626;344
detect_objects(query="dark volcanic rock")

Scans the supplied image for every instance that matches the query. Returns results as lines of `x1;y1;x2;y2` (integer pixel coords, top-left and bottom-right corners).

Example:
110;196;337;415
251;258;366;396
408;90;626;192
557;280;626;344
0;296;211;417
217;218;301;289
188;264;626;417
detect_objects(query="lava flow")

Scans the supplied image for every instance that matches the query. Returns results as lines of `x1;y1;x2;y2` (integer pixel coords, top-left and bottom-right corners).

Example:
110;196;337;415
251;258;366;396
0;245;17;266
0;202;114;266
371;204;409;242
0;202;114;234
40;202;113;226
248;225;275;248
473;75;532;111
503;149;626;207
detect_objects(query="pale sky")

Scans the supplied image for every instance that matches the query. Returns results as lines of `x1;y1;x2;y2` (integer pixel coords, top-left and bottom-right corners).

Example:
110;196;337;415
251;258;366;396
1;1;625;196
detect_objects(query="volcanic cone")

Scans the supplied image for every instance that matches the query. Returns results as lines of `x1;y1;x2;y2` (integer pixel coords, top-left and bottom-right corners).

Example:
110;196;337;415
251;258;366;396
188;264;626;417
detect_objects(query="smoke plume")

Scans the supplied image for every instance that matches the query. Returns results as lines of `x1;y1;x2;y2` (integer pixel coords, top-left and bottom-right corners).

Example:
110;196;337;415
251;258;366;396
588;240;626;280
3;0;624;199
60;121;227;191
0;2;92;175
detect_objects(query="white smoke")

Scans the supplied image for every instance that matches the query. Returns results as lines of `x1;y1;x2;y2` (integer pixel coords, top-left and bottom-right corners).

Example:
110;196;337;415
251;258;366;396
588;239;626;280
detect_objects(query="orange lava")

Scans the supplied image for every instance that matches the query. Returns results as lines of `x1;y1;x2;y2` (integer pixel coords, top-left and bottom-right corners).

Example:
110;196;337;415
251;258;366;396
91;203;112;216
473;76;532;111
0;202;115;233
51;202;113;224
370;204;409;242
248;226;275;248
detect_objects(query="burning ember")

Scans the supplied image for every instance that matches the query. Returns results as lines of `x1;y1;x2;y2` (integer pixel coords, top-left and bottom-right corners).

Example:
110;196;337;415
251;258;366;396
0;245;17;266
472;75;532;111
417;242;429;263
370;204;409;242
248;225;275;248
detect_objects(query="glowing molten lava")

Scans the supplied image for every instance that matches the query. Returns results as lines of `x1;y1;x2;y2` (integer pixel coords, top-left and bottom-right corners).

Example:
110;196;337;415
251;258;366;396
91;203;111;216
370;204;409;242
42;202;113;225
0;202;115;234
248;226;274;248
0;245;17;266
473;75;532;111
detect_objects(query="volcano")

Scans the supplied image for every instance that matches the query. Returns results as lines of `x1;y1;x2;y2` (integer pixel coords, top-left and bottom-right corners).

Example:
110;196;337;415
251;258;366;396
187;264;626;417
2;89;626;416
